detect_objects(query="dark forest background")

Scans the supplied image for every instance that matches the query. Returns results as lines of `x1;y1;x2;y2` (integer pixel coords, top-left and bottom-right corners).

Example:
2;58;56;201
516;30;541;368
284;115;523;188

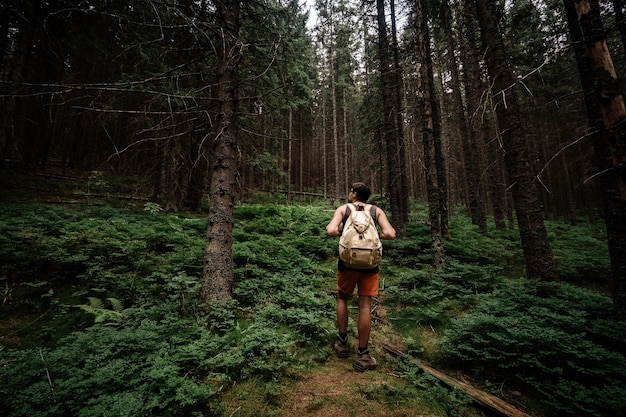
2;0;626;309
2;1;626;416
1;0;617;216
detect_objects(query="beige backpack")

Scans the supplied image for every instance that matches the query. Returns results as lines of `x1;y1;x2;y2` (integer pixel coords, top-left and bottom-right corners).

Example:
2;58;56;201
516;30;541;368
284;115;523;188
339;203;382;269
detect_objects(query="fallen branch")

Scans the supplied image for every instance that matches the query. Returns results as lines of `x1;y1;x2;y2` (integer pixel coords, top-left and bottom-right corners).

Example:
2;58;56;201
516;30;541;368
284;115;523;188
382;344;534;417
258;189;328;198
74;192;151;202
40;199;83;204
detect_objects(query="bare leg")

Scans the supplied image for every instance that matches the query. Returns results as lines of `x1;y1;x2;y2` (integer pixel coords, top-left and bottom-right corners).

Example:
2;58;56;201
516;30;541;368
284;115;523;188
357;295;372;349
336;293;349;334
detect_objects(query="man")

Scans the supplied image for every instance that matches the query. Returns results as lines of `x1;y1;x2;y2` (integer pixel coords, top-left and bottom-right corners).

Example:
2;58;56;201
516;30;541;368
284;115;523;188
325;182;396;371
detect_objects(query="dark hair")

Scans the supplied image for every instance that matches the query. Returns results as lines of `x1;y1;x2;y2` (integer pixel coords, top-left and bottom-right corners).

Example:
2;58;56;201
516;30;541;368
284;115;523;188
351;182;371;202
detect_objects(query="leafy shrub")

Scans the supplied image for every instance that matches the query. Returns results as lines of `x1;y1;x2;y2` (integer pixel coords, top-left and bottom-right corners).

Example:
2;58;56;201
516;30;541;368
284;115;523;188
438;280;626;417
0;202;205;303
0;303;219;417
382;222;432;268
1;200;340;416
385;261;504;334
1;197;621;417
402;369;478;417
233;234;311;277
234;204;335;261
394;260;503;297
383;237;432;268
547;219;611;285
444;216;522;270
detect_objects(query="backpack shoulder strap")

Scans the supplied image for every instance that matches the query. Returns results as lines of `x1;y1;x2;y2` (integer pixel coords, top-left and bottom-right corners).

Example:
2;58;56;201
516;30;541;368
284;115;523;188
342;203;354;223
366;204;378;226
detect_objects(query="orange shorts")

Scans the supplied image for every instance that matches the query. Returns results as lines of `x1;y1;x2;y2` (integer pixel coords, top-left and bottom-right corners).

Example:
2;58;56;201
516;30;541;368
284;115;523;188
337;270;379;297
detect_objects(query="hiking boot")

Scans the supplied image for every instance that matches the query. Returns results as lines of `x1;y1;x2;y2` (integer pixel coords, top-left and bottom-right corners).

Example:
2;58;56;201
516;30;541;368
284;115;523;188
334;340;349;358
354;352;377;372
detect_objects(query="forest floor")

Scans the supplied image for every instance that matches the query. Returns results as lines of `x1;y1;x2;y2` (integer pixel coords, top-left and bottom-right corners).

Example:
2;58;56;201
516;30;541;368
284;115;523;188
277;355;425;417
221;337;433;417
220;298;451;417
1;169;549;417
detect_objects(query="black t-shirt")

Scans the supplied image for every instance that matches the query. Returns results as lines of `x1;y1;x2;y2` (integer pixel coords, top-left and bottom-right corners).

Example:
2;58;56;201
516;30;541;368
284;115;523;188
338;259;379;273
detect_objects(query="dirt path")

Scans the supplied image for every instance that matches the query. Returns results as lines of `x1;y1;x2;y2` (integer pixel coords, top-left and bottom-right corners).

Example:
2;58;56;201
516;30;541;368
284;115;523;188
280;353;435;417
221;301;439;417
221;297;448;416
276;299;440;417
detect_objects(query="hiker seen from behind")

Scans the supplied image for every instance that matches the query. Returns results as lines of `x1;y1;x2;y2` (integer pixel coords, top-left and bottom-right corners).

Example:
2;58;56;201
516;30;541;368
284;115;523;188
325;182;396;372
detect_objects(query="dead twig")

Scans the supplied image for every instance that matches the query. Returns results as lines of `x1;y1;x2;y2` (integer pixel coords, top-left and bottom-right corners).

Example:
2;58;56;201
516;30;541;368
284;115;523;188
39;348;56;404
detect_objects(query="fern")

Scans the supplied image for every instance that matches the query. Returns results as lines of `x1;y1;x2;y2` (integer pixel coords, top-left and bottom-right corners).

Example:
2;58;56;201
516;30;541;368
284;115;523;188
87;296;104;309
76;297;124;324
1;199;622;417
107;297;124;312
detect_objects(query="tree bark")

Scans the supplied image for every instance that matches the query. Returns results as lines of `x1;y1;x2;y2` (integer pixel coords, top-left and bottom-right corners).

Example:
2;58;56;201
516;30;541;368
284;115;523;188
563;0;626;320
390;0;410;228
414;0;446;268
201;0;242;303
475;0;559;281
288;108;293;202
460;0;507;230
444;0;487;234
376;0;407;238
331;37;341;200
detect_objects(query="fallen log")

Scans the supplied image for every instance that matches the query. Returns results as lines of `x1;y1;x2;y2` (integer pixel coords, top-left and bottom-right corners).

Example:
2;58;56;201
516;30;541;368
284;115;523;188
382;343;534;417
258;189;328;198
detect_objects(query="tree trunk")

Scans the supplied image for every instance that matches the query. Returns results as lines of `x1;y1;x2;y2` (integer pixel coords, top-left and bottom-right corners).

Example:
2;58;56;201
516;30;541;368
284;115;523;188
460;0;507;230
330;35;341;200
322;101;328;200
288;108;293;203
376;0;407;238
390;0;410;227
475;0;559;281
444;0;487;234
561;153;578;225
201;0;241;303
299;110;304;192
414;0;446;268
563;0;626;320
188;147;208;212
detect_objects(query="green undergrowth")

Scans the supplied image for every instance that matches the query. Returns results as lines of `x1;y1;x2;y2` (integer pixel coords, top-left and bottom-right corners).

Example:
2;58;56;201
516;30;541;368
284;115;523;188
0;201;338;416
0;197;624;417
438;279;625;417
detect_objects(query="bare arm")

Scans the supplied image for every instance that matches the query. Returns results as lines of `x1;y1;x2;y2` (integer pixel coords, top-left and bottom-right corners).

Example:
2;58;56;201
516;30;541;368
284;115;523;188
376;209;396;240
326;205;347;237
